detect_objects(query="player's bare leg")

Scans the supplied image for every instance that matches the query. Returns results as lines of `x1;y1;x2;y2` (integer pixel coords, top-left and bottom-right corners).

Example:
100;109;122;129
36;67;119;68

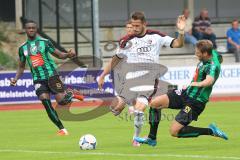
109;96;126;116
54;91;82;136
171;119;228;139
150;94;169;109
169;120;184;137
152;95;228;140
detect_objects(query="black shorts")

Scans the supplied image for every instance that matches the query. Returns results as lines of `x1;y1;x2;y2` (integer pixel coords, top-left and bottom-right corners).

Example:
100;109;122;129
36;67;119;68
167;89;206;126
34;75;65;97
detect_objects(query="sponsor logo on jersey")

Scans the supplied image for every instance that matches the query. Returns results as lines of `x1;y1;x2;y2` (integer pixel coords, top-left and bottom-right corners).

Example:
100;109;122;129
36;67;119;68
30;53;44;68
147;39;152;44
23;50;28;56
137;46;151;53
30;46;38;54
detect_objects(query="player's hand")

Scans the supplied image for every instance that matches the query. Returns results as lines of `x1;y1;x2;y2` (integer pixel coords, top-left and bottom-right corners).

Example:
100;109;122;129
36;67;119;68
10;78;17;86
67;49;76;58
97;76;105;90
176;15;186;33
181;85;188;94
182;85;187;90
190;82;201;87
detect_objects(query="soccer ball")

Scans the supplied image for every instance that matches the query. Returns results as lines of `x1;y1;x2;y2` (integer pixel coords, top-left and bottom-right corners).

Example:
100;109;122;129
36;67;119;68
79;134;97;150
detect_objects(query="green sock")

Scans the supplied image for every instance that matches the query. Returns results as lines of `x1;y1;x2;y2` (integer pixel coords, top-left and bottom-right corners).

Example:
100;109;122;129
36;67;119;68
148;107;161;140
177;126;213;138
41;99;64;130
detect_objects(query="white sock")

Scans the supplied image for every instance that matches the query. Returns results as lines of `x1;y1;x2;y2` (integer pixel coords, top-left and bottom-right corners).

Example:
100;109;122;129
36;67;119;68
133;110;144;139
61;128;68;133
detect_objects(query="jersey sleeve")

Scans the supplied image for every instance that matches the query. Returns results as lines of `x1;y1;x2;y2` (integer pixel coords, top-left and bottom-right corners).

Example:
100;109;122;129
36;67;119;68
160;36;175;48
46;40;55;54
115;39;131;59
115;47;128;59
18;47;26;62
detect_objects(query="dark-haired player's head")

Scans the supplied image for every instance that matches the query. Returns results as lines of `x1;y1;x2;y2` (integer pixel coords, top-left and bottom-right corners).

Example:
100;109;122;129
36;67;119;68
131;11;146;36
195;40;213;61
24;20;37;39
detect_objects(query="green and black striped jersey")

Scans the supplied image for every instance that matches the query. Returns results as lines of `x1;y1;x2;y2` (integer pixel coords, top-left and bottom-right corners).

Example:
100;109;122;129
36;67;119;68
18;36;58;82
186;50;221;103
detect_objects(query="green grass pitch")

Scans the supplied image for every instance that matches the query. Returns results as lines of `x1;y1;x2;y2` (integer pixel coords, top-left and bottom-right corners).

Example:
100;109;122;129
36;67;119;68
0;101;239;160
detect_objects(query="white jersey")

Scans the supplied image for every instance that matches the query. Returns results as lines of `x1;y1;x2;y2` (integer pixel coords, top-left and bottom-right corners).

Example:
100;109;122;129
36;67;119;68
116;30;174;63
114;30;174;105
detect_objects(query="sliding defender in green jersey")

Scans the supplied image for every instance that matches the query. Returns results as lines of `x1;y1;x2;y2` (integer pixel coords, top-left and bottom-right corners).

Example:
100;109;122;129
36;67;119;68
135;40;228;146
10;20;83;136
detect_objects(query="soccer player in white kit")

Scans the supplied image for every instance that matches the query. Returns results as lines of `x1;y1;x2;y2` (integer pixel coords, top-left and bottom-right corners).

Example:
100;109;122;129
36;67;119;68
98;11;185;146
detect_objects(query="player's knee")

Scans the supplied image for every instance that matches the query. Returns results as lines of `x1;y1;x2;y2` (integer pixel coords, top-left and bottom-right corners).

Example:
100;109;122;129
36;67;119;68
136;97;149;107
169;126;180;137
109;105;124;116
150;98;163;109
149;100;158;108
38;93;50;101
109;106;120;116
57;92;73;105
150;95;169;109
109;97;126;116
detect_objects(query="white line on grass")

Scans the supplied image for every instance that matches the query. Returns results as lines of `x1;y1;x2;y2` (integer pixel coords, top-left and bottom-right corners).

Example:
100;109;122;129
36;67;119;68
0;149;240;160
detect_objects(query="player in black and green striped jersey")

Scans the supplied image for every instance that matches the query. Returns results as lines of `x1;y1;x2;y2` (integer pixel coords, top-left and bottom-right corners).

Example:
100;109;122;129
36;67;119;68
135;40;228;146
18;36;58;81
10;20;83;136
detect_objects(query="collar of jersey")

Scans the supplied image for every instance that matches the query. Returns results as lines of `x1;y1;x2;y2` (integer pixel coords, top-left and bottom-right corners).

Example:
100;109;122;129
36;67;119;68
135;30;149;38
203;58;211;64
27;36;40;43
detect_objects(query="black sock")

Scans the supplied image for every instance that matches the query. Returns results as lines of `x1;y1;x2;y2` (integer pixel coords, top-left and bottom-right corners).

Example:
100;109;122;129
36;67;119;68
178;126;213;138
41;99;64;130
148;107;161;140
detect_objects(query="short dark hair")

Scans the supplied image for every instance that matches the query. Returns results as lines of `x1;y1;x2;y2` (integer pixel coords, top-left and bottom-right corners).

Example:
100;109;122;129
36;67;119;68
24;20;37;28
131;11;146;22
196;40;213;55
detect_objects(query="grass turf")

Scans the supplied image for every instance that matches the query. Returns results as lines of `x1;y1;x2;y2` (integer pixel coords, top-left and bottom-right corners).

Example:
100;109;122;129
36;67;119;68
0;101;239;160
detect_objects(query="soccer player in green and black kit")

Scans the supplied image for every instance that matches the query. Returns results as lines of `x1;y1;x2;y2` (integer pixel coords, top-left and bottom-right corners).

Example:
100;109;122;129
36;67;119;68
10;20;83;136
135;40;228;146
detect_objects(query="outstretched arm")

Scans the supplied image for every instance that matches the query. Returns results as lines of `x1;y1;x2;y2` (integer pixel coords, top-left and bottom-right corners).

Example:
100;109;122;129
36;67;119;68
171;15;186;48
51;48;76;59
190;75;214;87
10;59;26;86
